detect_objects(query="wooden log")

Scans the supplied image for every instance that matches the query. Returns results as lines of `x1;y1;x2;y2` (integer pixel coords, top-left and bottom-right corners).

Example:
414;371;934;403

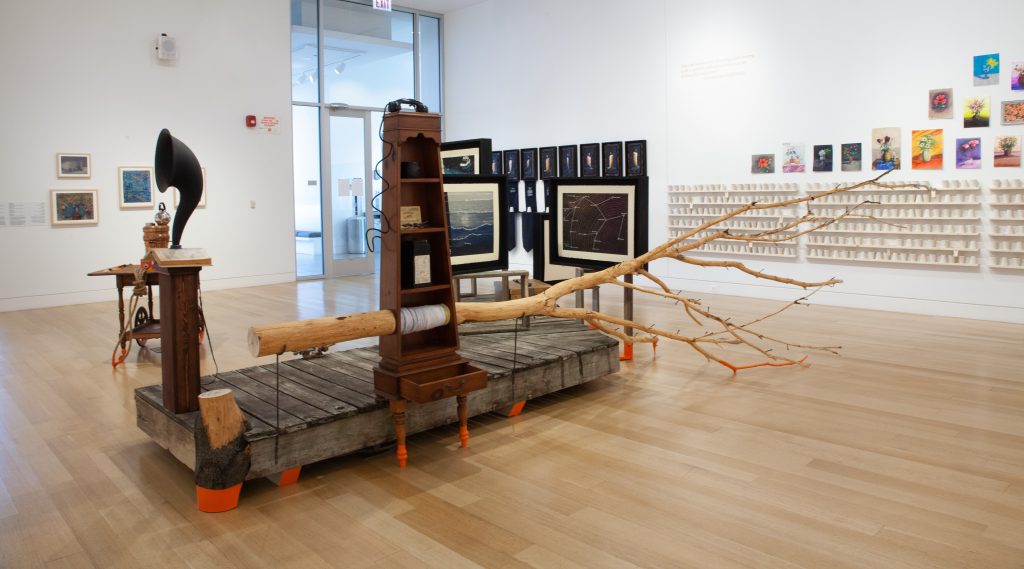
194;389;251;491
248;309;396;357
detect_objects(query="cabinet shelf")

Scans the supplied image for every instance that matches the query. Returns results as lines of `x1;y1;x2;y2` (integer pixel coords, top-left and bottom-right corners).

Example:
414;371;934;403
399;226;447;235
399;177;441;183
400;283;451;295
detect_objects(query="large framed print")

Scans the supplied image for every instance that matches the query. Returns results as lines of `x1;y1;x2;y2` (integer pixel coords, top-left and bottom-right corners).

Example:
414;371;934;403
579;143;600;177
503;149;521;180
558;145;577;177
550;177;648;270
443;175;509;274
118;166;155;208
51;189;99;225
440;138;492;175
539;146;557;179
532;212;578;283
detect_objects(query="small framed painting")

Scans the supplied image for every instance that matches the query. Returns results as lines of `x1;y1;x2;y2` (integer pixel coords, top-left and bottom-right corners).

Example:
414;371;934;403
840;143;862;171
503;149;521;180
521;148;538;181
624;140;646;176
751;154;775;174
812;145;833;172
964;96;990;128
51;189;99;225
539;146;557;179
928;88;953;119
57;153;91;179
558;145;577;177
601;141;623;177
995;135;1021;167
1002;100;1024;125
172;168;208;208
440;138;492;175
118;167;155;208
491;151;503;176
579;143;600;177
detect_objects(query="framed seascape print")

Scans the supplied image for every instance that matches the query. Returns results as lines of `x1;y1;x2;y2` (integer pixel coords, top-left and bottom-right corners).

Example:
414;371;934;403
51;189;98;225
911;130;943;170
56;153;91;179
995;135;1021;167
520;148;538;181
172;168;208;208
118;167;155;208
532;212;578;284
491;151;503;176
443;175;508;274
539;146;557;179
624;140;647;176
579;143;600;177
751;154;775;174
1002;100;1024;125
440;138;492;175
601;141;623;177
558;145;577;177
503;149;521;180
549;177;649;270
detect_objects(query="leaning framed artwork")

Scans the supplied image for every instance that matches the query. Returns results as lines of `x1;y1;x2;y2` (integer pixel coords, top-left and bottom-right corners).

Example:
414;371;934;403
443;175;509;274
520;148;538;181
601;141;623;177
539;146;557;179
532;212;578;283
558;145;578;177
51;189;99;225
118;167;155;208
502;149;521;180
579;143;600;177
56;153;91;179
624;139;647;176
440;138;492;175
549;177;649;270
490;151;503;176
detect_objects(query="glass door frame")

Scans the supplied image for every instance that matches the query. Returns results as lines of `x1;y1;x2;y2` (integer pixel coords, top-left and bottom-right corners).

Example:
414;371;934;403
321;106;376;277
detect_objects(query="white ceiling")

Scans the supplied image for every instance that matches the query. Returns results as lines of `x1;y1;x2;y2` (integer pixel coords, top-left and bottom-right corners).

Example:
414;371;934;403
396;0;487;15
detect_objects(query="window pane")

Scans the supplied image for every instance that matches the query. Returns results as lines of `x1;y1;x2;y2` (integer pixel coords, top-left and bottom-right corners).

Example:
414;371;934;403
322;0;414;107
291;0;319;103
293;106;323;277
418;15;441;113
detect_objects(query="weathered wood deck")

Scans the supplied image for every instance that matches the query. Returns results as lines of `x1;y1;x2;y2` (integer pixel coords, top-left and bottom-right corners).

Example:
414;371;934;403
135;317;620;479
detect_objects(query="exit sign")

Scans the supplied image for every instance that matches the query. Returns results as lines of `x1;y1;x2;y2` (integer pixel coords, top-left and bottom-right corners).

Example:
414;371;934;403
373;0;391;11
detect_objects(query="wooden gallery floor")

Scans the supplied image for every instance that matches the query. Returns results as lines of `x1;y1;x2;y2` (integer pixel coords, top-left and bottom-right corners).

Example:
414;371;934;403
0;275;1023;569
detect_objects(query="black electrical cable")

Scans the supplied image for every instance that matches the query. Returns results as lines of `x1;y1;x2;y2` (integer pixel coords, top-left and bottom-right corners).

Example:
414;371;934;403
365;109;395;253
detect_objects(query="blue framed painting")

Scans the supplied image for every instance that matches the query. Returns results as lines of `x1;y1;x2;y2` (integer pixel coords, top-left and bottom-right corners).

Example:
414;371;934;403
119;167;154;208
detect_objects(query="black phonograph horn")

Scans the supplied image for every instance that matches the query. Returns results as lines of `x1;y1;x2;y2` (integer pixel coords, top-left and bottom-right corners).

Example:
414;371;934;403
154;128;203;249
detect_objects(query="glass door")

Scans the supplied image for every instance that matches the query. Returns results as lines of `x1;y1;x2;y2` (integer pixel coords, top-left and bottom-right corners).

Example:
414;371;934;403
323;108;375;276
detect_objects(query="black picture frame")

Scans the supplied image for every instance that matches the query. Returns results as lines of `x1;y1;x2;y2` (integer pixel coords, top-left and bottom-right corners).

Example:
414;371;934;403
491;151;503;176
579;143;600;177
601;141;623;177
503;149;521;180
521;148;538;181
539;146;557;180
531;212;579;284
624;139;646;176
558;145;577;177
443;175;509;274
549;176;649;270
440;138;492;175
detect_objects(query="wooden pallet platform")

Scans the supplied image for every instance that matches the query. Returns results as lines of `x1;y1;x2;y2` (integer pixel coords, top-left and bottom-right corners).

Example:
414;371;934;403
135;317;620;479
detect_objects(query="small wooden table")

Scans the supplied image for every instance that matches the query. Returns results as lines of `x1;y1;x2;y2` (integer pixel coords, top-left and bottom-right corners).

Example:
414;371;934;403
88;265;161;350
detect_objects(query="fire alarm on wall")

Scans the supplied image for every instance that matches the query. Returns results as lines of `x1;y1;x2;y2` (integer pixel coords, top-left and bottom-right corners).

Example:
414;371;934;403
245;115;257;128
156;33;177;61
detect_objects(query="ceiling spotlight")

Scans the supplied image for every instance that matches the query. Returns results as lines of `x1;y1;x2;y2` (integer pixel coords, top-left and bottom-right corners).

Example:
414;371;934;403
333;62;346;75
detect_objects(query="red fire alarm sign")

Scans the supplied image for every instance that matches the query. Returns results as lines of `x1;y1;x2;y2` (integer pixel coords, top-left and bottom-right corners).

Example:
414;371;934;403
245;115;257;128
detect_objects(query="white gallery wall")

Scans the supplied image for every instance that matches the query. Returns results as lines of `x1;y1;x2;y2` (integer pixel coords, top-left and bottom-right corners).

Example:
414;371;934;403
0;0;294;312
443;0;1024;322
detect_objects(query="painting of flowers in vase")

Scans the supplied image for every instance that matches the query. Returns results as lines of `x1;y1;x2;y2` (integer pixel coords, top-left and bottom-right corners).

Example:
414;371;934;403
995;136;1021;168
955;138;982;169
911;129;942;170
750;154;775;174
973;53;999;86
781;143;805;173
1013;63;1024;91
1002;100;1024;125
812;145;833;172
928;88;953;119
871;127;900;171
963;96;990;128
840;143;862;171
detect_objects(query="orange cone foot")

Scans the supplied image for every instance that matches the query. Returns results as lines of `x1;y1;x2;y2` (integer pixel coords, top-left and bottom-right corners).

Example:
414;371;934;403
196;483;242;513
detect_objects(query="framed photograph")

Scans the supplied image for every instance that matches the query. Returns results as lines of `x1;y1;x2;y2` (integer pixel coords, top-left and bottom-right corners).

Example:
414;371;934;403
549;177;649;270
624;140;647;176
440;138;492;176
443;175;509;274
171;168;207;208
51;189;98;225
539;146;557;179
56;153;91;179
490;151;503;176
579;143;600;177
503;149;521;180
601;141;623;177
558;145;577;177
521;148;538;181
532;212;578;283
118;167;155;208
1002;100;1024;125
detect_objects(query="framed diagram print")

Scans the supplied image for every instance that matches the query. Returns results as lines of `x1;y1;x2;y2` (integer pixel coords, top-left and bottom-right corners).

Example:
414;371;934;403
549;177;649;270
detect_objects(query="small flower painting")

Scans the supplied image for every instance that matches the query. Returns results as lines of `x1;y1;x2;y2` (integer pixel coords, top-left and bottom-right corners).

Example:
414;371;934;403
928;88;953;119
973;53;999;86
955;137;982;169
841;143;862;171
1002;100;1024;125
963;96;990;128
995;135;1021;167
812;145;833;172
871;127;901;171
1013;62;1024;91
781;143;805;173
751;154;775;174
911;130;943;170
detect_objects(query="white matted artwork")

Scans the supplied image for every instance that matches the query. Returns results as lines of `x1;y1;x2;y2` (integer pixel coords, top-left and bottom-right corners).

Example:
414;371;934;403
118;167;155;208
171;168;207;208
57;153;91;178
51;189;99;225
550;177;649;270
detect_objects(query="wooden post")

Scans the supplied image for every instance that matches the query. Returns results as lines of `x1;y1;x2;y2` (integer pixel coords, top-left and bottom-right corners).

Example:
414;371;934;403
159;266;202;413
194;389;250;512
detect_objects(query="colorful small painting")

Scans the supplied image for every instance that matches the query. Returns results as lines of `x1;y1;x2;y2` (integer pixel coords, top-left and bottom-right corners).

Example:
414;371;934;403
955;137;982;169
1013;63;1024;91
871;127;901;171
973;53;999;86
51;189;99;225
964;96;990;128
118;167;154;208
751;154;775;174
1002;100;1024;125
911;129;943;170
928;88;953;119
781;143;805;173
995;135;1021;167
840;143;862;171
812;145;833;172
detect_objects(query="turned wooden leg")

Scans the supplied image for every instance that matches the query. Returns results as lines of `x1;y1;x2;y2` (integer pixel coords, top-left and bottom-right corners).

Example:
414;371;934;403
457;394;469;448
389;399;408;468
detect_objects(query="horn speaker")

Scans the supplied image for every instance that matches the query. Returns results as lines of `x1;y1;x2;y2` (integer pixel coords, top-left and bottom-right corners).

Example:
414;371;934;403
154;128;203;249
